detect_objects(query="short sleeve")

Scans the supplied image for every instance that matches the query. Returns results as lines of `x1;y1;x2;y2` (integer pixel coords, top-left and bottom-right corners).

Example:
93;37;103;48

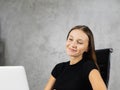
83;60;98;77
51;62;66;79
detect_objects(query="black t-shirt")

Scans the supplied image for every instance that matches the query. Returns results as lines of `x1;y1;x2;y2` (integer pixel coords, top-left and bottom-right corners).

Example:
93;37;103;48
51;59;97;90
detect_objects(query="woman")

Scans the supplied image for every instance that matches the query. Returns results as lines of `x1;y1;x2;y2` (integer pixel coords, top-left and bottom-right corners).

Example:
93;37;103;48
44;25;107;90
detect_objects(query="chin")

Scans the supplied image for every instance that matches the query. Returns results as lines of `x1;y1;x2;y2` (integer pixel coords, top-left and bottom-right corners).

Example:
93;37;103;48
67;53;78;57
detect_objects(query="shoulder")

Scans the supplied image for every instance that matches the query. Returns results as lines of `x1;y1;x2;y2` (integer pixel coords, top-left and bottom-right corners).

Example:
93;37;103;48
51;61;68;78
54;61;68;69
84;60;95;65
83;60;97;69
83;60;98;76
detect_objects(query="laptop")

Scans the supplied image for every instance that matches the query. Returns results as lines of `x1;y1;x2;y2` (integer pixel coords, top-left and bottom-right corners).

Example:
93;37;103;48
0;66;29;90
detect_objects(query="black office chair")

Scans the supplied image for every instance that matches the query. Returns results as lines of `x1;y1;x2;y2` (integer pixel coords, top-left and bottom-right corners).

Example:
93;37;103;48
95;48;113;87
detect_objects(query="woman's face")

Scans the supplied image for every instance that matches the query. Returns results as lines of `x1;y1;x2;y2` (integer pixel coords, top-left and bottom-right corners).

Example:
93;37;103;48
66;29;89;58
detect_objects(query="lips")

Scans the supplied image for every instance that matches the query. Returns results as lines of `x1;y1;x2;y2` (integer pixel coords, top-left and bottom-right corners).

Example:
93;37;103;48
68;48;77;52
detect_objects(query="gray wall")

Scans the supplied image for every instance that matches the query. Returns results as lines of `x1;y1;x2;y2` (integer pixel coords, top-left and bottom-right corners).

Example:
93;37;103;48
0;0;120;90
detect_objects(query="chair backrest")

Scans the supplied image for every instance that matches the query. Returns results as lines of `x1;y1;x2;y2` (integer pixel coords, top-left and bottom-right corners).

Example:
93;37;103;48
95;48;113;87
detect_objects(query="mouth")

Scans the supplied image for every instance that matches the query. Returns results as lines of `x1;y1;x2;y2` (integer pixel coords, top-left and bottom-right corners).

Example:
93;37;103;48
68;48;77;52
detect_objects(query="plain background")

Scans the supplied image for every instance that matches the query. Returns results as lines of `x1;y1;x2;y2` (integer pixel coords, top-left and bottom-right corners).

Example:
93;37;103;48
0;0;120;90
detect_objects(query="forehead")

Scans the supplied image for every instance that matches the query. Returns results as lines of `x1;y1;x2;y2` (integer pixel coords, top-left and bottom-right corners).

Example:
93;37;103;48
69;29;89;41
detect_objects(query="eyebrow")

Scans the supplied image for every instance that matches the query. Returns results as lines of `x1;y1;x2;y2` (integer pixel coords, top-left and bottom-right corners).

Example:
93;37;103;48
69;35;73;38
77;39;84;42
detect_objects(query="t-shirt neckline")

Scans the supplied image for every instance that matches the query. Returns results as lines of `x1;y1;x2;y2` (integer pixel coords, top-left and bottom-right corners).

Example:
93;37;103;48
68;58;84;67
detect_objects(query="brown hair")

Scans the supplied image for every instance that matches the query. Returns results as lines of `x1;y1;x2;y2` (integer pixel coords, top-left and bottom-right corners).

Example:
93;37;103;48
67;25;99;70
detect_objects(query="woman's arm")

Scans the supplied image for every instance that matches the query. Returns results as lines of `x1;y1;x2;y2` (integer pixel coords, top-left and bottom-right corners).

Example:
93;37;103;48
89;69;107;90
44;75;56;90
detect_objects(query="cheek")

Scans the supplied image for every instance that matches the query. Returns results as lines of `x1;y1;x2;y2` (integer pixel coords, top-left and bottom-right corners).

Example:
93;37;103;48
77;45;88;53
66;41;70;48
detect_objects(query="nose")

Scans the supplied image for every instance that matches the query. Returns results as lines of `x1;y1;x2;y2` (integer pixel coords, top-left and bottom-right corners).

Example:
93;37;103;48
71;41;77;48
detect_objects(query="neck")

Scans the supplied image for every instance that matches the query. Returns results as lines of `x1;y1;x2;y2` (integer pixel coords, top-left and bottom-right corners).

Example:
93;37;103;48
70;55;83;65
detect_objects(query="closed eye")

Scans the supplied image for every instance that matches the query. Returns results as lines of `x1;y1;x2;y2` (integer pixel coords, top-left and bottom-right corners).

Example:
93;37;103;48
77;41;83;44
68;38;73;41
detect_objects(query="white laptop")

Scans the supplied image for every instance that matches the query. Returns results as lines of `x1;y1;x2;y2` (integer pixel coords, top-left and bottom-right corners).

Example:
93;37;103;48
0;66;29;90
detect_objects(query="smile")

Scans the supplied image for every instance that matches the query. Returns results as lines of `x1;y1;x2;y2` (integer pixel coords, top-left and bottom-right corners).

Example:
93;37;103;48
68;48;77;52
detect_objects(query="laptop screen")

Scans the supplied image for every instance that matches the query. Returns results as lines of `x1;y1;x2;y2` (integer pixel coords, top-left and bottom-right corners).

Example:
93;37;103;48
0;66;29;90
